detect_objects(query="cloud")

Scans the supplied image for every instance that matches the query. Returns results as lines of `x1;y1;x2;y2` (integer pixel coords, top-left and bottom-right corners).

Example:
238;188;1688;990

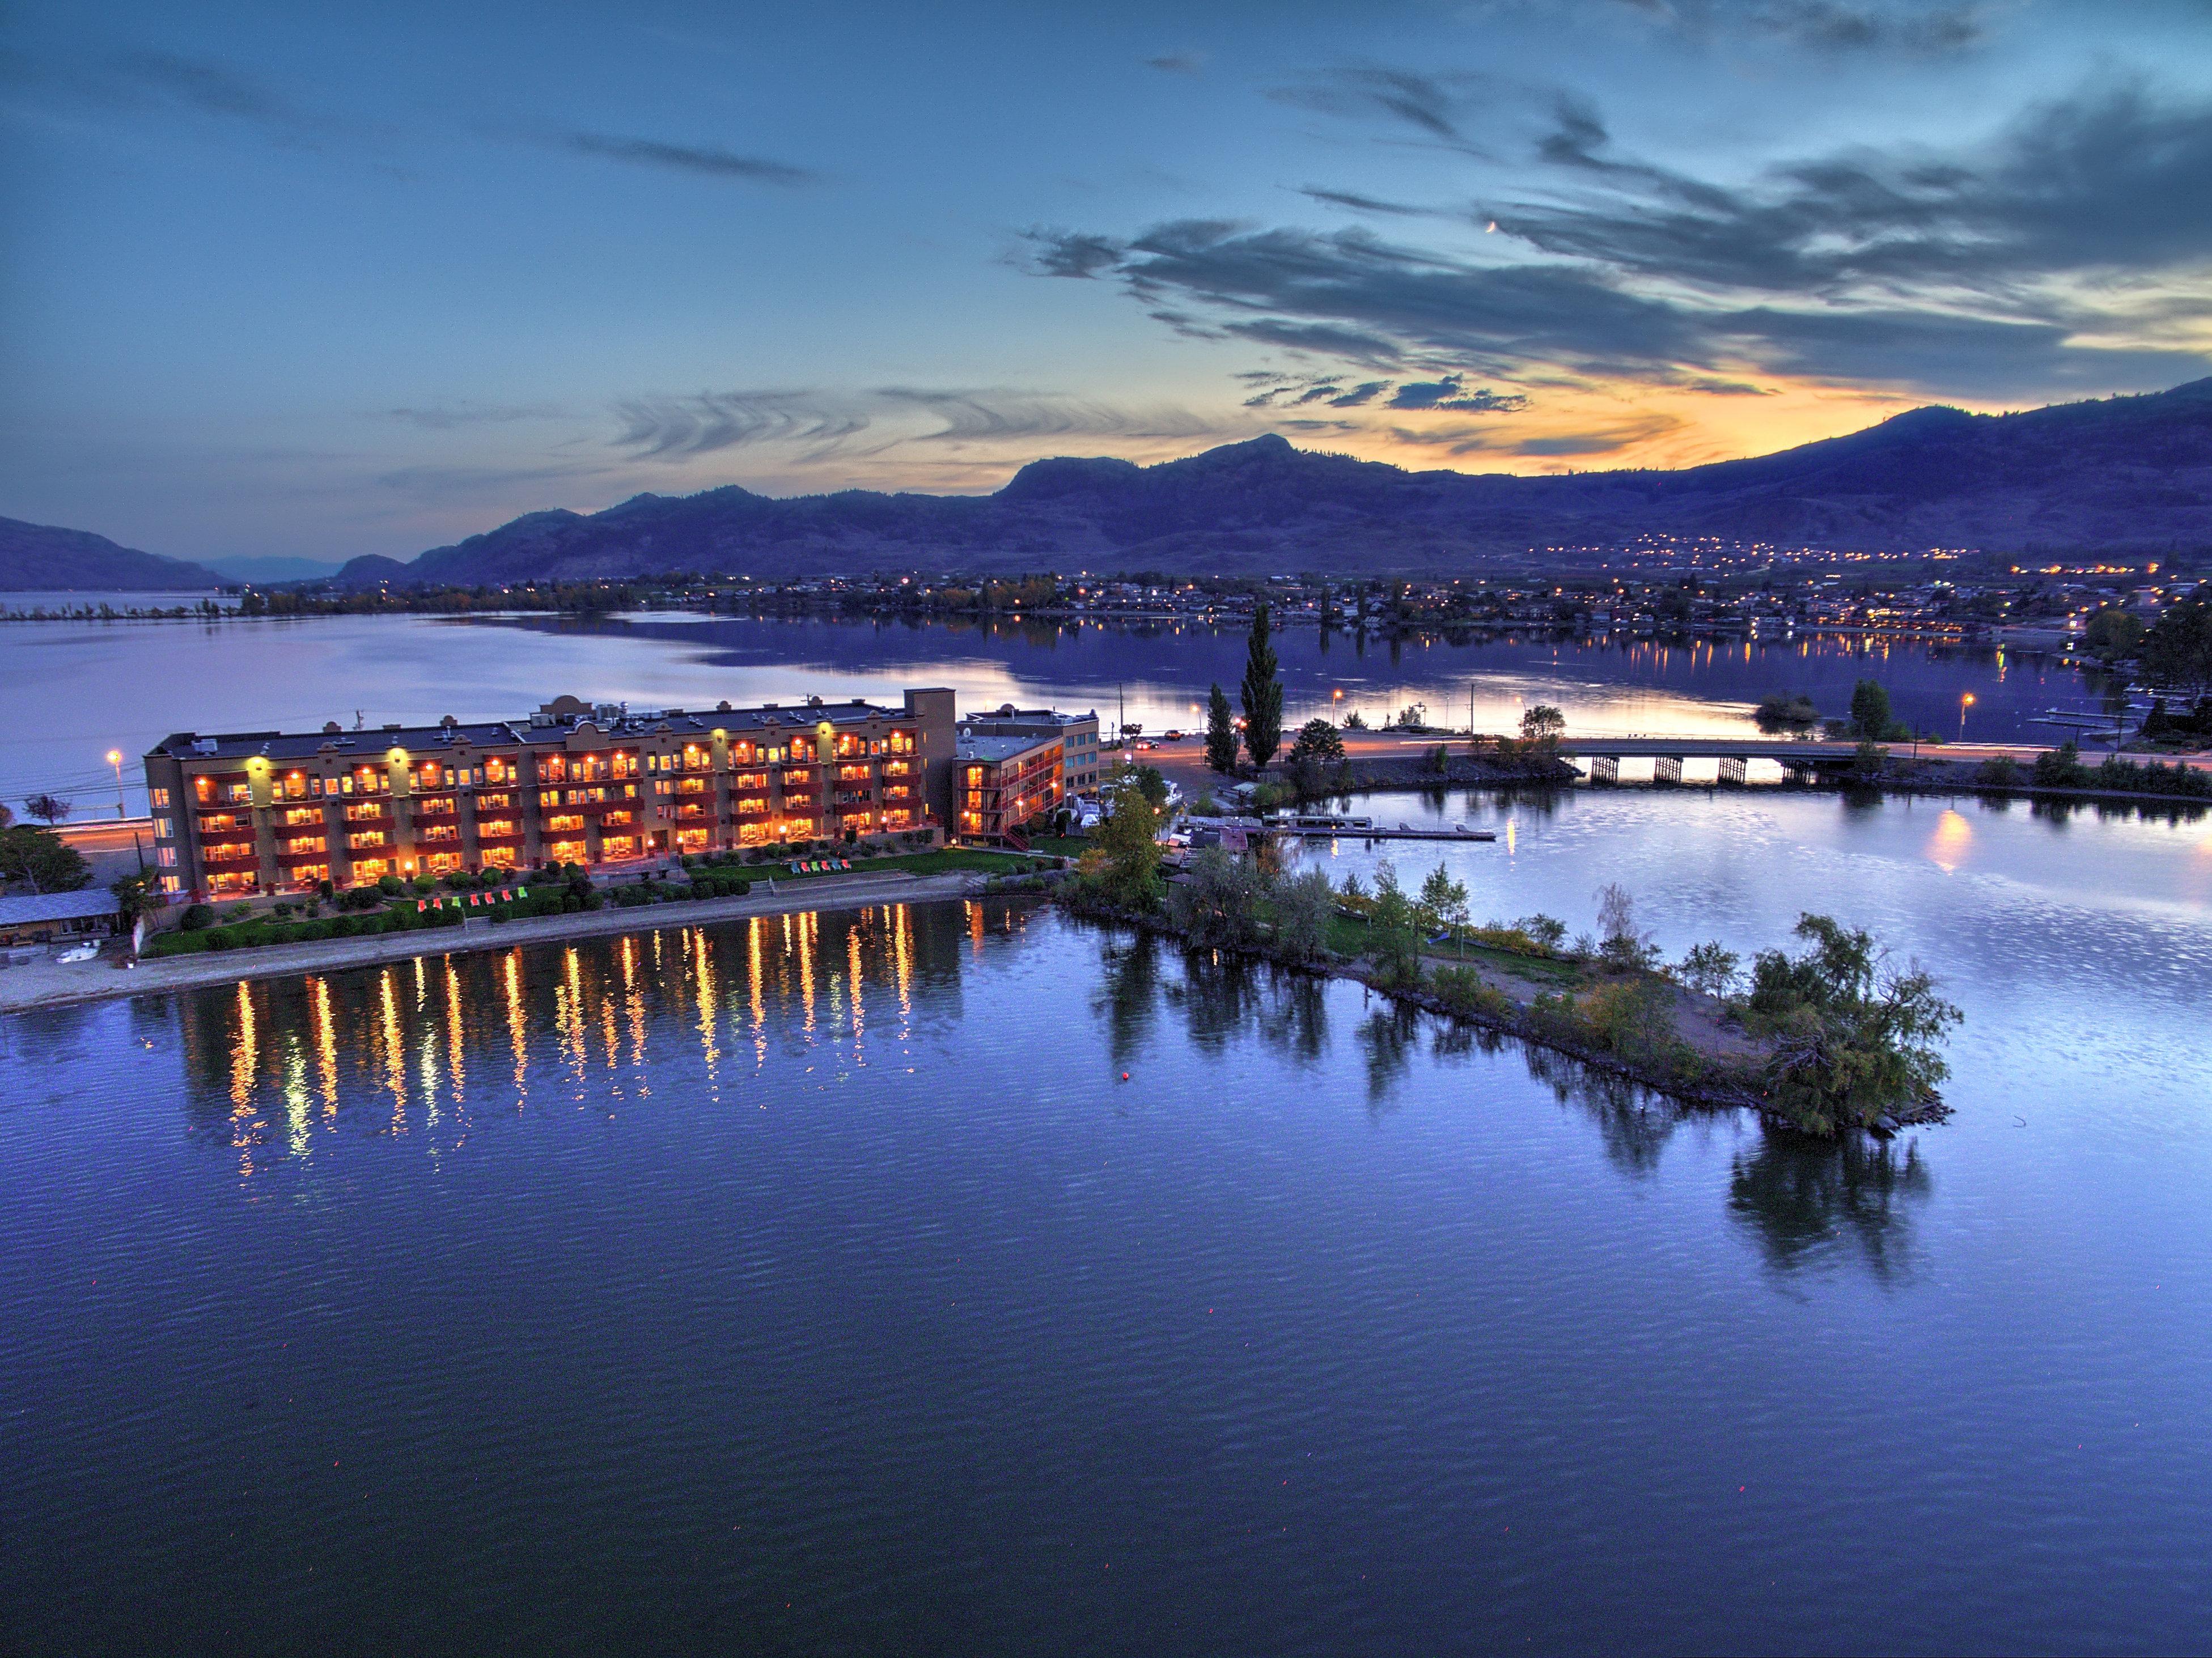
1386;410;1683;457
880;388;1218;444
1266;66;1491;145
611;387;1221;463
1297;185;1438;218
1142;52;1207;74
377;460;617;500
613;391;869;458
1027;230;1124;278
563;132;819;186
380;402;567;429
112;50;312;129
1480;0;1991;56
1023;80;2212;402
1385;377;1530;412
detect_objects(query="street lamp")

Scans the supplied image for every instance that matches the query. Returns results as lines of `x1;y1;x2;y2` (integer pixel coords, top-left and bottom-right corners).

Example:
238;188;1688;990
106;749;125;818
1959;692;1975;740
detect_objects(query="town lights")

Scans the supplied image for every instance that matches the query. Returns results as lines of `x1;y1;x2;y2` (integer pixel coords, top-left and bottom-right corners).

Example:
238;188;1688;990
107;749;125;818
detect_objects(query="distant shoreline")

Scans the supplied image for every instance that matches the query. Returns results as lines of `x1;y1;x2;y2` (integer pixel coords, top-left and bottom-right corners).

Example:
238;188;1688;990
0;870;986;1016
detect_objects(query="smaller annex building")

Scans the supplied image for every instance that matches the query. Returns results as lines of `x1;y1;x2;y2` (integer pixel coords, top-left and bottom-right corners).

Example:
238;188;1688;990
0;889;121;949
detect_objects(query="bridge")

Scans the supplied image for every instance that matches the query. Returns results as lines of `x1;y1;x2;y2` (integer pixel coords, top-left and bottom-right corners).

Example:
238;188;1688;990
1552;736;2009;785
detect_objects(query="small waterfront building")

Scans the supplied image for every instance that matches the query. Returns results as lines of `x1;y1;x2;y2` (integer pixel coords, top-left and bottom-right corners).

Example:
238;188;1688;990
0;889;121;948
143;688;959;899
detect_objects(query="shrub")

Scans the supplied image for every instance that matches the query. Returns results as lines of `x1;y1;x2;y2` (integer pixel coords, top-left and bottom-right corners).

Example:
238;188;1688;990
1580;977;1680;1062
377;875;403;896
2032;741;2089;788
1429;965;1515;1020
177;904;215;932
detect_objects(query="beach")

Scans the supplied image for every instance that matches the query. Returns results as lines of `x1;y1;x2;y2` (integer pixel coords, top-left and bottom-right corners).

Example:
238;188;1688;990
0;869;989;1014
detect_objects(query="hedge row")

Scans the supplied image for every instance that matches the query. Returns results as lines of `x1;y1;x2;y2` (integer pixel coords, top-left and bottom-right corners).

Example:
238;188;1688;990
149;904;465;956
611;873;753;908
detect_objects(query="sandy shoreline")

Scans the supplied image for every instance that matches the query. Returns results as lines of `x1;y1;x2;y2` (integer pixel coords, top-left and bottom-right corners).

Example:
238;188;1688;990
0;871;988;1015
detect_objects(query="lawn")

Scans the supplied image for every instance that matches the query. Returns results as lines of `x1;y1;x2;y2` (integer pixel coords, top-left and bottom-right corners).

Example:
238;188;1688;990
740;848;1038;884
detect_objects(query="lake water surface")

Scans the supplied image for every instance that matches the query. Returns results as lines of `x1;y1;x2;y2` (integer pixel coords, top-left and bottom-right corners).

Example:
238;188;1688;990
0;610;2103;815
3;791;2207;1655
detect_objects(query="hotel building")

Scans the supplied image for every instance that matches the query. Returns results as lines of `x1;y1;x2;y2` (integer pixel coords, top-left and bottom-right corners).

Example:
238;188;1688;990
143;689;958;898
958;705;1103;792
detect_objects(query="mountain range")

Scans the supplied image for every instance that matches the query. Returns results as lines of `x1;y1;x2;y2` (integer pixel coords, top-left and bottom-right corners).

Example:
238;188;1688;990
336;378;2212;586
0;517;223;592
13;379;2212;591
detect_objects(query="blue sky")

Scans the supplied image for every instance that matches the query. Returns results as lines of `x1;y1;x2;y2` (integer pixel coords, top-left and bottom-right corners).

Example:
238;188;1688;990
4;0;2210;562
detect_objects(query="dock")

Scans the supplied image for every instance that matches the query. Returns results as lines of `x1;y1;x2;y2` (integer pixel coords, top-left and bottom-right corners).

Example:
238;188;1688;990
1273;822;1498;842
1183;815;1498;844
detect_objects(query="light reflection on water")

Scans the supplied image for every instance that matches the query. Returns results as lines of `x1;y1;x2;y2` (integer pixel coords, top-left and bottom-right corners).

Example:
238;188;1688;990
2;792;2210;1653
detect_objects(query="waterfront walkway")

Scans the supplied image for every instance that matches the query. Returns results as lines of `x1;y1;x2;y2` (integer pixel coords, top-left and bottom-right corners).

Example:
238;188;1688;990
0;869;986;1015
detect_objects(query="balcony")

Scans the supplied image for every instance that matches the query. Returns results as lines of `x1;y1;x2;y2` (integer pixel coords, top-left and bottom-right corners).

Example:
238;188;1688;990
201;843;258;868
278;838;328;862
474;825;525;845
673;803;713;821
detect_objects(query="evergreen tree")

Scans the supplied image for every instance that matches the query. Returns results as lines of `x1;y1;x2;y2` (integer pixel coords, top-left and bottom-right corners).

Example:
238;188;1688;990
1847;679;1895;741
1240;603;1283;769
1205;683;1240;773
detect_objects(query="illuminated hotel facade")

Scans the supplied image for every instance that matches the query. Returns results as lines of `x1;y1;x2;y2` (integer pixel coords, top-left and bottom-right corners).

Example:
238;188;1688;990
143;688;959;898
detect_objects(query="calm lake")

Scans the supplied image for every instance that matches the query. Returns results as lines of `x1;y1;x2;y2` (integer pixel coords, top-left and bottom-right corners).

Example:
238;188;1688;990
0;610;2105;815
3;790;2208;1655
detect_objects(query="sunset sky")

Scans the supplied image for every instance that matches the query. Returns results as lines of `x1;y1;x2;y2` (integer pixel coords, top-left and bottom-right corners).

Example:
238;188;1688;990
5;0;2211;562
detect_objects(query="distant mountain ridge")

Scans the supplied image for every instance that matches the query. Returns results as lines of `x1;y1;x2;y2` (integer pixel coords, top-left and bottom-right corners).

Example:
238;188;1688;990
0;517;224;592
335;378;2212;584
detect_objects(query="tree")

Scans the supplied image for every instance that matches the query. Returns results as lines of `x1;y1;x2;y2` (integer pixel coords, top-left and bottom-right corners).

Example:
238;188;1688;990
110;872;158;921
1286;719;1345;765
1087;787;1164;911
1745;913;1961;1134
1754;693;1821;733
1365;858;1422;986
1515;913;1568;951
1286;719;1347;801
1677;940;1742;999
1519;704;1565;746
1847;679;1900;742
2140;594;2212;694
0;825;91;893
1270;868;1336;961
24;793;71;827
0;800;11;829
1595;881;1659;971
1169;846;1266;948
1240;603;1284;769
1418;863;1469;955
1205;683;1240;773
2082;606;2146;658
